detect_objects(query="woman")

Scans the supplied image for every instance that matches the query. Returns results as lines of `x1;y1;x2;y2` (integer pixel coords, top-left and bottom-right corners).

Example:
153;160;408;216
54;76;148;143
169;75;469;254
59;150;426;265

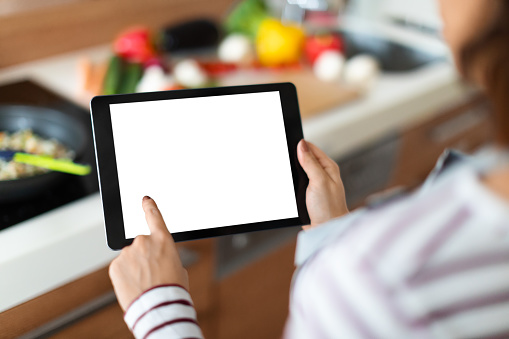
109;0;509;338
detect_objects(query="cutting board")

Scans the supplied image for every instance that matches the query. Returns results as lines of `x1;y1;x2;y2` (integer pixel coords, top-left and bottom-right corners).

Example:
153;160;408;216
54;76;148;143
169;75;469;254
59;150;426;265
218;69;359;120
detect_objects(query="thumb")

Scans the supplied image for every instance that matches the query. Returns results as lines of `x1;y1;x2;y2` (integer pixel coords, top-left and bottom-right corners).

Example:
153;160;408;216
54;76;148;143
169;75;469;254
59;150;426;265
297;140;326;182
142;196;171;236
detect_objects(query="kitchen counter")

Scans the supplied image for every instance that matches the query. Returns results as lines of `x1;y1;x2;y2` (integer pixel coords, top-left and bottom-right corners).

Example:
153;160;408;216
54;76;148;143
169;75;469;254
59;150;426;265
0;20;470;313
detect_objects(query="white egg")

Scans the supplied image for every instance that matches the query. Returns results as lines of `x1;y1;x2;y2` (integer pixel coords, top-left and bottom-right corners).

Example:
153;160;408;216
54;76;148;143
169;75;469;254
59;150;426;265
218;34;254;65
313;50;345;82
174;59;208;88
344;54;380;90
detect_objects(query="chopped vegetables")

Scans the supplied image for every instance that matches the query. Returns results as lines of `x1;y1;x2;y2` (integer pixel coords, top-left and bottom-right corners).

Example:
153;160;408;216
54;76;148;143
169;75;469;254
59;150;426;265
0;130;73;181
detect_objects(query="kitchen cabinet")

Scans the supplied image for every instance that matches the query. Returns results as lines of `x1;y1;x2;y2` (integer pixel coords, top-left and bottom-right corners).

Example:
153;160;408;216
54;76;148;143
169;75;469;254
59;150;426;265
389;94;492;189
0;239;216;339
0;235;296;339
0;266;120;339
216;238;297;339
337;93;493;208
47;303;132;339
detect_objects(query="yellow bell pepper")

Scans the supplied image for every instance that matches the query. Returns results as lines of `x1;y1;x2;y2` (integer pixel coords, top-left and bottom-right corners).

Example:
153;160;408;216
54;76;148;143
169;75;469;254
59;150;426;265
256;19;305;67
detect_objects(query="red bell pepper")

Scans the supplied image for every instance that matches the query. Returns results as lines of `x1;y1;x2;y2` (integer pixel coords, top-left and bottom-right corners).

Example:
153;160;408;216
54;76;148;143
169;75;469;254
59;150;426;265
113;26;157;63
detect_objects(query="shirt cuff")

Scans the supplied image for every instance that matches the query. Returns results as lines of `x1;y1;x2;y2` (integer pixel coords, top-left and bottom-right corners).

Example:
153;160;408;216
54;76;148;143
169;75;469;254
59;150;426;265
295;209;365;267
124;284;203;339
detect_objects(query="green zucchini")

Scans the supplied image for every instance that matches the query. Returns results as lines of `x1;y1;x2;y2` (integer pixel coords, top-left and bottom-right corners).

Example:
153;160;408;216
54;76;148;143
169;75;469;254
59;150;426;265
118;63;143;94
103;56;124;95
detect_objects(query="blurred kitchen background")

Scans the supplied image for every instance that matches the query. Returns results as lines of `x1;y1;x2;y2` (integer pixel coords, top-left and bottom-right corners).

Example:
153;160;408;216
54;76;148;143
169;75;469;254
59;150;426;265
0;0;493;338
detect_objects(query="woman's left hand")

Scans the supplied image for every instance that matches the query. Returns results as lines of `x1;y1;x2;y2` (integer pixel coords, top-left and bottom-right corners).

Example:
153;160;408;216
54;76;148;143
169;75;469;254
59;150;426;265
109;196;189;311
297;140;349;229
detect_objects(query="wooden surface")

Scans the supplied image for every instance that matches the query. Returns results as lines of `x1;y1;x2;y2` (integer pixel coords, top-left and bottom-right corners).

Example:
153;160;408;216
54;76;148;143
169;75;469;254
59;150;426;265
0;266;114;339
216;238;297;339
0;0;235;68
277;70;359;119
219;69;359;120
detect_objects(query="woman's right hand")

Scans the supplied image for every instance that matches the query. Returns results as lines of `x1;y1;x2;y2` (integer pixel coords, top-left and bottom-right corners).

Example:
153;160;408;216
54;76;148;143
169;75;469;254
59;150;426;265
297;140;349;230
109;197;189;311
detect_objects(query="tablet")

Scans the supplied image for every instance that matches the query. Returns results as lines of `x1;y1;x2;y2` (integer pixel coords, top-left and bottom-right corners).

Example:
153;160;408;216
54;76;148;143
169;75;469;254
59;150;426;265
91;83;309;250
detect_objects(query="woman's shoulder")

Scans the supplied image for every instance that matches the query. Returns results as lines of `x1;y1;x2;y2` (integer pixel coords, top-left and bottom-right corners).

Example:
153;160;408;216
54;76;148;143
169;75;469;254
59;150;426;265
290;158;509;338
317;153;509;273
297;150;509;271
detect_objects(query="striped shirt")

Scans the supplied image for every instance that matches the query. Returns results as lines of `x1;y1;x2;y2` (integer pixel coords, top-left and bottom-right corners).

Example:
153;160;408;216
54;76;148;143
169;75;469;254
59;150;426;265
284;149;509;339
124;284;203;339
125;149;509;339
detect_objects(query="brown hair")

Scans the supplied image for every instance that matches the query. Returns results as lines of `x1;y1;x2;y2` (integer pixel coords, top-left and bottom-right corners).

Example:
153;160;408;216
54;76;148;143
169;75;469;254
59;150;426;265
460;1;509;146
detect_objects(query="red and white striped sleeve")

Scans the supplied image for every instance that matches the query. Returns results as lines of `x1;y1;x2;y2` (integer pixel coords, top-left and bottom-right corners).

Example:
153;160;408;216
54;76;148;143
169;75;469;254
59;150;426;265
123;284;204;339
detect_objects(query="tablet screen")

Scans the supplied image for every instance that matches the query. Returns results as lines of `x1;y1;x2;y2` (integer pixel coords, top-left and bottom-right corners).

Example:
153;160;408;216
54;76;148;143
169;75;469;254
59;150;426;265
109;91;299;238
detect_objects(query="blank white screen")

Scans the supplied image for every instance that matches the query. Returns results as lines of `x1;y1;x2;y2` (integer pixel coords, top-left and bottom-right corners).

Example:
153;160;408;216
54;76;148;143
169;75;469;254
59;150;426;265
109;91;298;238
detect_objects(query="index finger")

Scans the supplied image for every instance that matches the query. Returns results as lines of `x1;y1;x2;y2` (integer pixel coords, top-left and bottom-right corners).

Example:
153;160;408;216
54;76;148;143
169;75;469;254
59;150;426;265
142;196;171;236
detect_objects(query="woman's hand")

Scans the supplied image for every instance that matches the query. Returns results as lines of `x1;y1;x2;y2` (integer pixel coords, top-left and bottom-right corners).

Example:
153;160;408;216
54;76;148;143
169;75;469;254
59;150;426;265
297;140;349;230
109;196;188;311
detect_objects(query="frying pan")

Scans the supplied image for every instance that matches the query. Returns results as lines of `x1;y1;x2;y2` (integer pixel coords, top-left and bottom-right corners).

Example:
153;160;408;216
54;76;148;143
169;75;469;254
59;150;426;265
0;105;88;203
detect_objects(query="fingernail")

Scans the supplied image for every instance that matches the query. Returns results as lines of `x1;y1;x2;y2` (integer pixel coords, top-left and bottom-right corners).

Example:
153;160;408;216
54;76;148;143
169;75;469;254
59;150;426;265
143;196;151;201
301;140;309;152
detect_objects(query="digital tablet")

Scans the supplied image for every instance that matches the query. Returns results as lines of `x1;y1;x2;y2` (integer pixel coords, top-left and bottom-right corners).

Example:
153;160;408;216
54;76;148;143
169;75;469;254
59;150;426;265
90;83;310;250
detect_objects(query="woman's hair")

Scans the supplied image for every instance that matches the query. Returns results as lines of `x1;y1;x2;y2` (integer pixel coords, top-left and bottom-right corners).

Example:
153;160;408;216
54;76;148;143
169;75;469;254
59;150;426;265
460;2;509;146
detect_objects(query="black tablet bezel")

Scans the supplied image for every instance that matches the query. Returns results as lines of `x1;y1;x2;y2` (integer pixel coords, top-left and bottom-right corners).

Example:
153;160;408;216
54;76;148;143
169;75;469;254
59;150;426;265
91;82;310;250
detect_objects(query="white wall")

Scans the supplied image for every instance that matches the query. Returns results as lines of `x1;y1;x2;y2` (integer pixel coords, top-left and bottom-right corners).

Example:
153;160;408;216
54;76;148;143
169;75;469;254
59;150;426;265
346;0;442;29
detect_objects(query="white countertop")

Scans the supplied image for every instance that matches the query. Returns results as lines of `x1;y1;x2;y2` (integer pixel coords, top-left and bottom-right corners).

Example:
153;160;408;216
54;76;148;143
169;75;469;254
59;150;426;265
0;21;469;313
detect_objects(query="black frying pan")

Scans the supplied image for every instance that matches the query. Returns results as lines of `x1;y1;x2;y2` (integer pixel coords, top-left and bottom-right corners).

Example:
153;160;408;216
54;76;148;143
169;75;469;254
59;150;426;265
0;105;88;203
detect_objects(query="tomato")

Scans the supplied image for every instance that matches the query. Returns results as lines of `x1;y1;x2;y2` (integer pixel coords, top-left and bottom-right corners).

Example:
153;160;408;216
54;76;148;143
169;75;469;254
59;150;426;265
304;33;344;65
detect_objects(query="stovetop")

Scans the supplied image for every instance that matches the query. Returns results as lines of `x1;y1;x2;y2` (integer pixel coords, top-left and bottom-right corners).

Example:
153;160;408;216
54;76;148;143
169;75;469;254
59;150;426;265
0;80;99;230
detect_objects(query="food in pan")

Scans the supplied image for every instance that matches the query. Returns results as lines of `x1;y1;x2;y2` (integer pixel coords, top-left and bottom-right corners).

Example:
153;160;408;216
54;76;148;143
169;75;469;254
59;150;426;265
0;129;74;180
